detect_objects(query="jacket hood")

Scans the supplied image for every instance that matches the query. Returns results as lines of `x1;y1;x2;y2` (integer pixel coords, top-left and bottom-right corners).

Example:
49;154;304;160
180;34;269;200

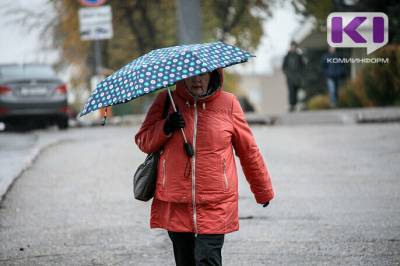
175;68;224;104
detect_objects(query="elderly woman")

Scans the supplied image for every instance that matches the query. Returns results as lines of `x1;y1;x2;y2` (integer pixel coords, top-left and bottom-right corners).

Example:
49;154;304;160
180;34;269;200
135;68;274;266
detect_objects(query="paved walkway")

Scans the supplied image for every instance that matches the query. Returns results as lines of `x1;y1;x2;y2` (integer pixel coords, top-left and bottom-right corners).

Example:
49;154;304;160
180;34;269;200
0;124;399;265
2;107;400;203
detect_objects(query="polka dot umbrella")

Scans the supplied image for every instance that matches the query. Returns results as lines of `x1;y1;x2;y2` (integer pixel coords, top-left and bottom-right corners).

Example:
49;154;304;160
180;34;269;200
80;41;253;118
80;41;253;155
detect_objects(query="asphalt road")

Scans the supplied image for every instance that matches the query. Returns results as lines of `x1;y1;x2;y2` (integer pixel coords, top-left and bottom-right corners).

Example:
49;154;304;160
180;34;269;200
0;124;399;265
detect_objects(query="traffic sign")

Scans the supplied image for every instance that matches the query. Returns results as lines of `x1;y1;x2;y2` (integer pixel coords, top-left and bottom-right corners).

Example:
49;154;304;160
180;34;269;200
79;0;107;7
79;6;113;40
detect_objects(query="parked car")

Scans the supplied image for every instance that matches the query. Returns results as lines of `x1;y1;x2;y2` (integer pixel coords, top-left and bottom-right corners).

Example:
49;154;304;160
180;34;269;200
0;64;69;129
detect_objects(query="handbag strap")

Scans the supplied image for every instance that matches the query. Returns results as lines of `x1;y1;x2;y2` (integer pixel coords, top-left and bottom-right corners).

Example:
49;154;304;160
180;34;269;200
161;91;172;119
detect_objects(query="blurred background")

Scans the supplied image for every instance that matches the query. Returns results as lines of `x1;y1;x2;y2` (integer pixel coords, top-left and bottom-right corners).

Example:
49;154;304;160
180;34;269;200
1;0;398;130
1;1;400;265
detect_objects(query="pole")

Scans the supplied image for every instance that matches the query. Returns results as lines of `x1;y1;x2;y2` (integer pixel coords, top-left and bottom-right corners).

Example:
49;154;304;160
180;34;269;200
94;40;102;74
176;0;202;44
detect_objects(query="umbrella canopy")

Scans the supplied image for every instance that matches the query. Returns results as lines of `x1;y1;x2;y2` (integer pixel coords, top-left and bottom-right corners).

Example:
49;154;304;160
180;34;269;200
79;41;253;117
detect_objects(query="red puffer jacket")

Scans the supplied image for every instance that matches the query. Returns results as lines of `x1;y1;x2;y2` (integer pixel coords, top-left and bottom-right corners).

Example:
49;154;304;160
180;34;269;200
135;69;274;234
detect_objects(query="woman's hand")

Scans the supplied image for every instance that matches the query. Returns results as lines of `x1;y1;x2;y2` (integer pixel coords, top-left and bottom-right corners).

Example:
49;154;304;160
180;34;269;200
163;112;185;135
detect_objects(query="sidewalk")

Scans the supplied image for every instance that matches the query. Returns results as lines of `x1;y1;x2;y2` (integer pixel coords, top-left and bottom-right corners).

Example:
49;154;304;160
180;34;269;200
0;129;73;202
1;106;399;201
1;121;399;264
273;107;400;126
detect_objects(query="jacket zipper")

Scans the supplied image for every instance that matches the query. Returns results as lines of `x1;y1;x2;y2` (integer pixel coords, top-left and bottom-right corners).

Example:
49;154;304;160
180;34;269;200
192;100;198;235
162;159;166;189
223;159;228;190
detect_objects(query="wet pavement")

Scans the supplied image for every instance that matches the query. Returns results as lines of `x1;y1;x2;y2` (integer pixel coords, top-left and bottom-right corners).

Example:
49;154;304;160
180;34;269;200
0;133;38;197
0;124;399;265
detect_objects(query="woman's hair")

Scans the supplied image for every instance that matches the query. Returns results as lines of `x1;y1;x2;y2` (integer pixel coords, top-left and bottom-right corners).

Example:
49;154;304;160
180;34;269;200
206;70;221;95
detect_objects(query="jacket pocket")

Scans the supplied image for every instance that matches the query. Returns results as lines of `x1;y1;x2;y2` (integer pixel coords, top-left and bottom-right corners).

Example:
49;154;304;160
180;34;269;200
196;153;225;193
223;159;228;191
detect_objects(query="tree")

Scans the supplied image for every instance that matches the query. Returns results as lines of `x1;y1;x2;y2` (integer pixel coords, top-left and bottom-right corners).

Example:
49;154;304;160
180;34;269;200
291;0;400;43
202;0;275;51
2;0;277;114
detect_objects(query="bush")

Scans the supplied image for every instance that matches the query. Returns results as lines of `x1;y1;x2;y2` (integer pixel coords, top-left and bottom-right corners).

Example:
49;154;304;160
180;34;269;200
306;94;331;110
339;45;400;107
363;45;400;106
339;72;373;107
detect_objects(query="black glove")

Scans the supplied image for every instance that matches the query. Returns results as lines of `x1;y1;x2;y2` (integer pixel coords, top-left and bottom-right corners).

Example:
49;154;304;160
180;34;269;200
262;201;269;208
163;112;185;135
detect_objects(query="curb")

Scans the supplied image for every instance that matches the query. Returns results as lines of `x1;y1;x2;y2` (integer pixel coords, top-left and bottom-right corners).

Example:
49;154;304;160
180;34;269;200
0;135;67;202
257;107;400;126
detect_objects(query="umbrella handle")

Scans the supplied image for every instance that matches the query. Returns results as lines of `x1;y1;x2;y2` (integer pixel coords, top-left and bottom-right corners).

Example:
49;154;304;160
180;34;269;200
167;88;194;157
101;107;108;126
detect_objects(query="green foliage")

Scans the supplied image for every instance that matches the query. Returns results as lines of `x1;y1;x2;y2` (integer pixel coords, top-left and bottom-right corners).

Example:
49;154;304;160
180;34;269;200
339;76;368;108
306;94;331;110
291;0;332;24
340;45;400;107
106;1;177;69
291;0;400;43
202;0;273;52
223;72;241;95
363;46;400;106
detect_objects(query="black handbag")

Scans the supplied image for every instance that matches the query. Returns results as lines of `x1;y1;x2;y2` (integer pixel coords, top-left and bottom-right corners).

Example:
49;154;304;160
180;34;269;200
133;92;171;201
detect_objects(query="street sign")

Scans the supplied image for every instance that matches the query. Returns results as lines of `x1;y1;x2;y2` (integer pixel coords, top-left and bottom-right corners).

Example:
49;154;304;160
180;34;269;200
79;6;113;41
79;0;107;7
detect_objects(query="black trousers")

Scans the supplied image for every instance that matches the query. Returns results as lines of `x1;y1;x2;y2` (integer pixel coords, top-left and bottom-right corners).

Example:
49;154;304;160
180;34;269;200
286;79;300;107
168;231;225;266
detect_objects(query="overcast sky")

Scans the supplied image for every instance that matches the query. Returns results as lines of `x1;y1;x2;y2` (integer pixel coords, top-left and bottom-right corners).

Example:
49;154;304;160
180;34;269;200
0;1;301;75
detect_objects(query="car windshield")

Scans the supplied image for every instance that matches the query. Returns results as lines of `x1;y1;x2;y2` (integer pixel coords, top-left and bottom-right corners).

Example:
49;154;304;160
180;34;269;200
0;65;56;79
